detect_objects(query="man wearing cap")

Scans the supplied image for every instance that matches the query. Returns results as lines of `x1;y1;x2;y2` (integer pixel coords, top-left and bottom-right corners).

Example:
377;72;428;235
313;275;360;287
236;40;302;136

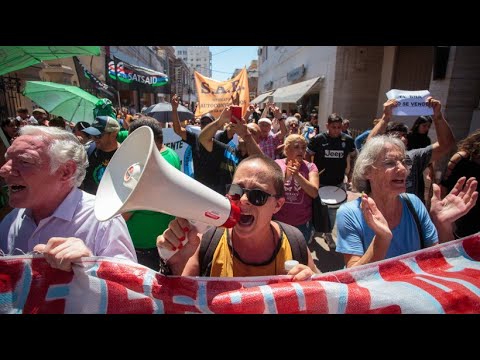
257;104;287;159
29;108;50;126
80;115;121;195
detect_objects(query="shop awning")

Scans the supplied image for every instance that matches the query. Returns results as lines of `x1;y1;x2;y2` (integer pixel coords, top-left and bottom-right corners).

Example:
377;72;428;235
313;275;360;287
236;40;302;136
272;76;322;104
250;90;274;104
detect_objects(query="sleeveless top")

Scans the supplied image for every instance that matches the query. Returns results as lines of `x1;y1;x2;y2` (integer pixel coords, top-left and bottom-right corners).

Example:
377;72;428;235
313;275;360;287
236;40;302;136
210;228;294;277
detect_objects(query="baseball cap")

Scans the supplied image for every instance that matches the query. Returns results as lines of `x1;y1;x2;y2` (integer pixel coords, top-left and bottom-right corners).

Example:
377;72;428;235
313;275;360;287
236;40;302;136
200;113;215;123
32;108;47;115
82;116;120;136
258;118;272;126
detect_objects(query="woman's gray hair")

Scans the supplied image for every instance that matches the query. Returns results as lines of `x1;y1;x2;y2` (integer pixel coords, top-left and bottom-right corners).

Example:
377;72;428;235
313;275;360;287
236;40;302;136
352;135;405;193
285;116;298;127
19;125;88;187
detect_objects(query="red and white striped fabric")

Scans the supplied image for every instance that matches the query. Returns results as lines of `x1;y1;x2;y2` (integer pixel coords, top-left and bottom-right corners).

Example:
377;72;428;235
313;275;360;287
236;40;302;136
1;233;479;314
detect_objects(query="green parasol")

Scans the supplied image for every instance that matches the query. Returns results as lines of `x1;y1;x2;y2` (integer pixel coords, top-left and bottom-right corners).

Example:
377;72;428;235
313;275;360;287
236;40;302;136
0;46;101;76
24;81;100;124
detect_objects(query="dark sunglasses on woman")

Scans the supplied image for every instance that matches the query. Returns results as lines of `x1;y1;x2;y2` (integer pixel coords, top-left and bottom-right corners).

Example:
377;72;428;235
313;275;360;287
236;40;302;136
226;183;277;206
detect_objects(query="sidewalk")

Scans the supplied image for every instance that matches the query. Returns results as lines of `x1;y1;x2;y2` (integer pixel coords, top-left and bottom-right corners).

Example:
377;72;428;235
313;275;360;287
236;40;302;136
309;189;361;273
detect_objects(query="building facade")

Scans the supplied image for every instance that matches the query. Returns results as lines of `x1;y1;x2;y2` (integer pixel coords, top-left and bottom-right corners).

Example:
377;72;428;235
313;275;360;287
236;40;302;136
175;46;212;78
257;46;480;143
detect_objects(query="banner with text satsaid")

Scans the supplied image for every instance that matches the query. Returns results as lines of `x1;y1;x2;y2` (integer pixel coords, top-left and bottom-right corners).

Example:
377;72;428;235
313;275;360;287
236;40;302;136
195;68;249;119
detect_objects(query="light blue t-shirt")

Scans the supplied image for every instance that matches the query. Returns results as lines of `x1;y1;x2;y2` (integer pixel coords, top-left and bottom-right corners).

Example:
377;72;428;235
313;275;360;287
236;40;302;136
336;193;438;258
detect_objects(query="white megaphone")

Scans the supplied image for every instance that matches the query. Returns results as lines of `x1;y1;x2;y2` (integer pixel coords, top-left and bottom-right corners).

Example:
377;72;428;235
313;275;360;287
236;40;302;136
94;126;240;261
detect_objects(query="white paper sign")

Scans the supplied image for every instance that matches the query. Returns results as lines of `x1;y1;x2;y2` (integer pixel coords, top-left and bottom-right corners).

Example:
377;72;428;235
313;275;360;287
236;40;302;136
386;89;434;116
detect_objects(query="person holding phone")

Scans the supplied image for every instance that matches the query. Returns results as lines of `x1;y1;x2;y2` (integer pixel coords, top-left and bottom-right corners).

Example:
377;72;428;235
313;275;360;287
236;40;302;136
198;106;263;194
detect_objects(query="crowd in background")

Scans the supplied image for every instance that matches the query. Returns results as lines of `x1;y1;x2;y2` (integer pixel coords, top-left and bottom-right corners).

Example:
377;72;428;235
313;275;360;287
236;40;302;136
0;94;478;280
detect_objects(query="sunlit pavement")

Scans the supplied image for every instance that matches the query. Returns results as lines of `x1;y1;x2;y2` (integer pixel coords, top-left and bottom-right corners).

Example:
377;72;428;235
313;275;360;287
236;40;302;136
309;190;361;273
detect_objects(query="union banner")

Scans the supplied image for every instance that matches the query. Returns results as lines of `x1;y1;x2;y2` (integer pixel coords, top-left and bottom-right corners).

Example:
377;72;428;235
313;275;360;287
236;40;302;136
194;68;249;119
1;234;479;314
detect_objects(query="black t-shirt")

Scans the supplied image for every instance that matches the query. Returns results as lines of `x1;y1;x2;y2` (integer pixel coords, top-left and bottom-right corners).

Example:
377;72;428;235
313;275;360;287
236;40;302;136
441;157;480;237
307;132;356;186
407;133;431;150
185;129;233;194
82;147;117;195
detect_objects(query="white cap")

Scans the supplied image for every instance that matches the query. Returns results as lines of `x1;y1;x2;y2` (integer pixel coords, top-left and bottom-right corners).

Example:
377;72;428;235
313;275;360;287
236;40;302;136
284;260;299;272
258;118;272;126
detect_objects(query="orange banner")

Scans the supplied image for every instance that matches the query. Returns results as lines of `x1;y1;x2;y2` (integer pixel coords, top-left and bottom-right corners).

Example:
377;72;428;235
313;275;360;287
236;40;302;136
194;68;249;119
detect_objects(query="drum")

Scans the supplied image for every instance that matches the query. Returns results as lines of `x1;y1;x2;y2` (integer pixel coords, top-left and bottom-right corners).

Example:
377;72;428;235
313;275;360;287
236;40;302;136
318;185;347;209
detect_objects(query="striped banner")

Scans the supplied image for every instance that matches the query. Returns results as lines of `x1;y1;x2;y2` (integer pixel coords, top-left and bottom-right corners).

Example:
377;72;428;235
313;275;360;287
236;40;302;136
1;233;479;314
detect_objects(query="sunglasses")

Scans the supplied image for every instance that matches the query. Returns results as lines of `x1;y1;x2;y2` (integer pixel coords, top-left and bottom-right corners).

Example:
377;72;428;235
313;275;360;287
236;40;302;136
226;183;277;206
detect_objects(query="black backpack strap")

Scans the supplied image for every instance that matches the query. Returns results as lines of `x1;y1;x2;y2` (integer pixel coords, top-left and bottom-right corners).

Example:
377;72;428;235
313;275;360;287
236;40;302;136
199;227;225;276
400;193;425;249
274;221;308;265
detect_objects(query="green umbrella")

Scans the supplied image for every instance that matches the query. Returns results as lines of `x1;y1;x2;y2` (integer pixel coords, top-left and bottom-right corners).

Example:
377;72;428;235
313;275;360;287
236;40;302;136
0;46;101;76
24;81;100;124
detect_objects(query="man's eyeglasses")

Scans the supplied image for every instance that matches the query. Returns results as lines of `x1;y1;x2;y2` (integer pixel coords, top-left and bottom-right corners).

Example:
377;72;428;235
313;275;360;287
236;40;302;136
226;184;277;206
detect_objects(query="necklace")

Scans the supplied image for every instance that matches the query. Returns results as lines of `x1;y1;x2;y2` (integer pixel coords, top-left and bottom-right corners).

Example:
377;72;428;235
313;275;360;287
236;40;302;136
229;224;282;267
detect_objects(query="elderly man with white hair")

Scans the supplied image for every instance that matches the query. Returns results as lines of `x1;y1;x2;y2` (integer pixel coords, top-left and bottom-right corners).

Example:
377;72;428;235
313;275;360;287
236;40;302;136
0;126;137;271
257;104;287;159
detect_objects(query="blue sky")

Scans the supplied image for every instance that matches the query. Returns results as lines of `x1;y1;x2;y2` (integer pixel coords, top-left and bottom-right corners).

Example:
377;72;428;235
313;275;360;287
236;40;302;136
209;46;258;81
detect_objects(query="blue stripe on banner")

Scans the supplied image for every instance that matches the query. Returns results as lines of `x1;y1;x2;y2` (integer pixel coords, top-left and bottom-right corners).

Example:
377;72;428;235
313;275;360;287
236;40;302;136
17;261;33;312
229;291;242;304
337;284;348;314
173;295;196;307
259;286;278;314
386;259;445;313
196;281;213;313
291;282;306;311
143;272;164;314
46;285;69;300
90;263;107;313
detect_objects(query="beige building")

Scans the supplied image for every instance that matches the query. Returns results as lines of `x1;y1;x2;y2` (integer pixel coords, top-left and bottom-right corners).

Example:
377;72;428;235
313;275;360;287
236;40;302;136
257;46;480;142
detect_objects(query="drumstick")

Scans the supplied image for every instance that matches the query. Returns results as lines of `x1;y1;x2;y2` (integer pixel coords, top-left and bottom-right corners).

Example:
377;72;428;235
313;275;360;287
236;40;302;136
319;169;325;175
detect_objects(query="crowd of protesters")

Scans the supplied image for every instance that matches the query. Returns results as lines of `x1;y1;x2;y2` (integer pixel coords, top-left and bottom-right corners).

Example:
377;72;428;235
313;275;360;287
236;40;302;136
0;93;478;281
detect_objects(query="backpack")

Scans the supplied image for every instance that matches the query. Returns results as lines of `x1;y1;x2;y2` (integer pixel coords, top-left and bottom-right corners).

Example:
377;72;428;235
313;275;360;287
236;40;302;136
199;221;308;276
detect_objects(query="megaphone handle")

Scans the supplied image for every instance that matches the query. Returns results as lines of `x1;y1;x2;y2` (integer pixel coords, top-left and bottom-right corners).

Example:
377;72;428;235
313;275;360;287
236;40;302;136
158;220;213;262
188;219;213;234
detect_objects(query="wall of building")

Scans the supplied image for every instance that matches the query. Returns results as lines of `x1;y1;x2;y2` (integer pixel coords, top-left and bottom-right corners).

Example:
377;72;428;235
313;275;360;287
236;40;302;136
257;46;337;121
376;46;397;117
331;46;384;132
258;46;334;92
431;46;480;141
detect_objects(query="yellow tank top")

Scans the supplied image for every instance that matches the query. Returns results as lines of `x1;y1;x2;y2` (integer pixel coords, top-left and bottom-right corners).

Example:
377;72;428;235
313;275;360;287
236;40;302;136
209;228;294;277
